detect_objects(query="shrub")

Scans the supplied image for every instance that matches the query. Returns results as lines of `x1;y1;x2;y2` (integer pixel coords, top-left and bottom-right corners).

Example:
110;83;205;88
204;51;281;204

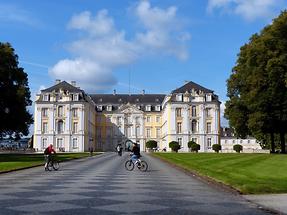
233;144;243;153
212;144;221;153
190;142;200;153
146;140;157;150
169;141;180;152
187;141;196;149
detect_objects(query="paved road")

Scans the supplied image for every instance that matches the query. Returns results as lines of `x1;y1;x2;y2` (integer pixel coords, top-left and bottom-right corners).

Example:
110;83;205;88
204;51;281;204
0;152;274;215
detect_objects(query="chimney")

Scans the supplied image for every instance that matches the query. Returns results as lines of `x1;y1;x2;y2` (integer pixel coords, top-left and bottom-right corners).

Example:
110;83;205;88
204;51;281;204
142;90;145;95
113;89;116;95
55;79;61;84
71;81;76;87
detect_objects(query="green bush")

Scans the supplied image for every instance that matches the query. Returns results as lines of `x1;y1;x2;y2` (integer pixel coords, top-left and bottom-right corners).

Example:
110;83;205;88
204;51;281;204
190;142;200;153
146;140;157;149
169;141;180;152
212;144;221;153
187;141;196;149
233;144;243;153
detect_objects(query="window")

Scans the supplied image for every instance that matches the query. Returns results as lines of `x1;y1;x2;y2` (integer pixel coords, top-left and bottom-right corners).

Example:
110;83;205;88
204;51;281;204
146;128;151;138
42;138;47;149
56;138;63;149
207;138;212;149
136;126;140;137
192;138;197;143
178;138;182;147
156;116;160;123
97;105;103;111
145;105;151;111
155;105;161;111
57;120;64;134
176;122;182;134
107;105;112;112
240;140;243;144
73;94;78;101
247;140;250;144
135;117;140;124
42;122;48;134
156;128;161;138
72;138;78;148
73;122;78;133
206;122;211;133
58;106;63;117
206;94;212;101
117;117;121;125
176;94;183;101
43;94;49;101
206;108;211;117
72;108;78;117
42;108;48;117
232;140;236;144
191;106;197;117
191;120;197;133
146;116;151;123
176;108;182;117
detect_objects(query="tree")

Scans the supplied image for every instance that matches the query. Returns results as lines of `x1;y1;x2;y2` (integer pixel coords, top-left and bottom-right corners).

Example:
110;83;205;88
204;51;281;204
169;141;180;152
212;144;221;153
233;144;243;153
188;141;200;153
0;42;33;137
146;140;157;151
225;11;287;154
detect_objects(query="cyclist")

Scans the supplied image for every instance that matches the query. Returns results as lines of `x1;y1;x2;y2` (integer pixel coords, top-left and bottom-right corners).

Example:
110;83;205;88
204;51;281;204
44;144;56;170
130;143;140;165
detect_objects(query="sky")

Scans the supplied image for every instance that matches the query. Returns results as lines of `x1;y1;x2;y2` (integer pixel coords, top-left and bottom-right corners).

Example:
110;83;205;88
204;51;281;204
1;0;287;129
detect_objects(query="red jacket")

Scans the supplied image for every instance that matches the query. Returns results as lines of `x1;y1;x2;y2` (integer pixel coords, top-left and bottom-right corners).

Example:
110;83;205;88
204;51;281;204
46;146;56;154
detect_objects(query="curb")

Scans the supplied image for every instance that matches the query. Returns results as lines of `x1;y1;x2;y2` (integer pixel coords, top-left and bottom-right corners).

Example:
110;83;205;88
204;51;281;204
0;153;102;175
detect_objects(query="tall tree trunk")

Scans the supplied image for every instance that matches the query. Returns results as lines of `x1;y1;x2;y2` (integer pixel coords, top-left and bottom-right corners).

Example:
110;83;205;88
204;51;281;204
280;132;286;154
270;132;275;153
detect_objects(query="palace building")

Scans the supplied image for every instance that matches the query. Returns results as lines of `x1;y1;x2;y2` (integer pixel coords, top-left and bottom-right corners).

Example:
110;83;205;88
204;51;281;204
34;80;221;152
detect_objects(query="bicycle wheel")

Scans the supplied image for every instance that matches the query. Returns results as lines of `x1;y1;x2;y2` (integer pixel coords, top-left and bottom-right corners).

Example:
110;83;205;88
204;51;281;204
139;161;148;172
47;161;53;171
52;161;60;170
125;160;134;171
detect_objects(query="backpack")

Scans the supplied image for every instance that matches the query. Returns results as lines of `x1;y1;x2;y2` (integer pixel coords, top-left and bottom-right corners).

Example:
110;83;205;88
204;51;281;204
44;147;49;155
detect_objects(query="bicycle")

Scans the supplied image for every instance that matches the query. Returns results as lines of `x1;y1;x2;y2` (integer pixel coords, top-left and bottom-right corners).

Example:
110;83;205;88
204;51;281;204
125;155;148;172
45;155;60;171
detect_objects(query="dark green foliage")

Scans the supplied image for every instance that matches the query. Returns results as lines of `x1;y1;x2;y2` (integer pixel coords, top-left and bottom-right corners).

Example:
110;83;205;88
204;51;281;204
169;141;180;152
0;42;33;137
212;144;221;153
233;144;243;153
146;140;157;149
187;141;196;148
225;11;287;153
189;142;200;153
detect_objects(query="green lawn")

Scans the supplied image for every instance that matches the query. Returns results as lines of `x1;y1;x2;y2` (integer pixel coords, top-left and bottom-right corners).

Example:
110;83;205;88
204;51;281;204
0;153;96;172
153;153;287;194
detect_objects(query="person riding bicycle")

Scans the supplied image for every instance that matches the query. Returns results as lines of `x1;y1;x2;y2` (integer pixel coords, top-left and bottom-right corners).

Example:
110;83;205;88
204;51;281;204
44;144;56;170
130;143;140;164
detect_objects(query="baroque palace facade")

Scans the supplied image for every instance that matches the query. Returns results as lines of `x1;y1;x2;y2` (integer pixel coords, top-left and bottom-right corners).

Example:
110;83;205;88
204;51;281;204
34;80;221;152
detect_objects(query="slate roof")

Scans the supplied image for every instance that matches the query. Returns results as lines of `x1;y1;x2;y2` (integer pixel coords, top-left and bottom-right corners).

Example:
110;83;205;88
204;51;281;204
41;81;83;93
90;94;166;105
172;81;213;94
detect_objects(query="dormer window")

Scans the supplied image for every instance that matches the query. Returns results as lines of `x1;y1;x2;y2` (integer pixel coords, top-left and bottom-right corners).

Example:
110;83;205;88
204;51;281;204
43;94;49;101
136;98;140;102
107;105;112;112
97;105;103;111
155;105;161;111
118;98;122;102
146;105;151;111
137;105;141;110
206;94;212;101
176;94;183;102
73;94;78;101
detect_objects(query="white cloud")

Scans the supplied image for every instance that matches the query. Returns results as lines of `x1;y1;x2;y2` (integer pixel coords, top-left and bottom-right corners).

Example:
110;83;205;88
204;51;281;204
207;0;286;21
49;0;190;91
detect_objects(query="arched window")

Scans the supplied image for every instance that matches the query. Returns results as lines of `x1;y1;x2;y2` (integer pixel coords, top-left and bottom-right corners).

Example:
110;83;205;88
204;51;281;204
191;120;197;133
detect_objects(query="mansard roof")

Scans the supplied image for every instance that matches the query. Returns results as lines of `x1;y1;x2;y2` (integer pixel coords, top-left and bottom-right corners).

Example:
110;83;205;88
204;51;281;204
90;94;165;105
41;81;83;93
172;81;213;94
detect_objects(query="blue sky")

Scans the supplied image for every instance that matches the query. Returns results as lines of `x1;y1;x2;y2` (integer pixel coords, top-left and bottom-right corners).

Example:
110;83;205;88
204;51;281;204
1;0;287;128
